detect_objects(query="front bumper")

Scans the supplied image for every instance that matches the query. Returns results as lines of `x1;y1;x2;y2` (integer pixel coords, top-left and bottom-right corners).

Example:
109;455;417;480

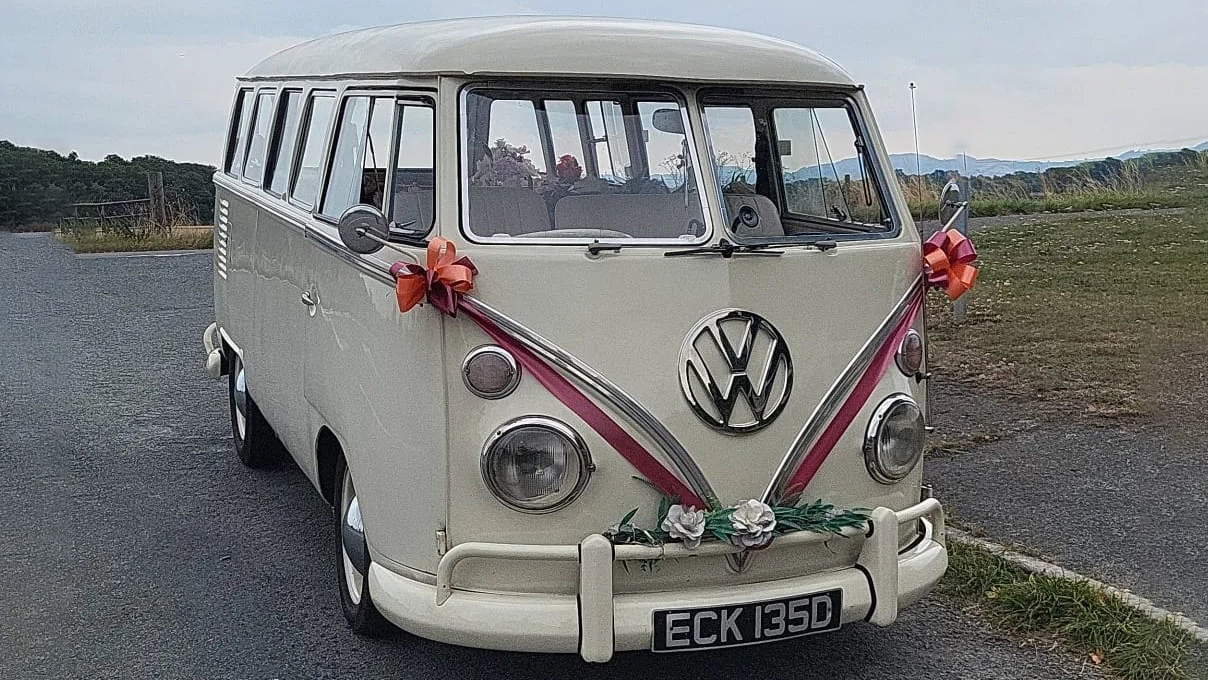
369;498;947;662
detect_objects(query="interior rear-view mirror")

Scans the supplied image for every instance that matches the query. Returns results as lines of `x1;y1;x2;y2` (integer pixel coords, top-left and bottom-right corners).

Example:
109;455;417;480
651;108;684;135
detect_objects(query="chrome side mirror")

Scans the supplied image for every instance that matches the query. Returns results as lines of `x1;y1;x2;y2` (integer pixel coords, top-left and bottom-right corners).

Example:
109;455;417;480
937;180;964;226
337;205;390;254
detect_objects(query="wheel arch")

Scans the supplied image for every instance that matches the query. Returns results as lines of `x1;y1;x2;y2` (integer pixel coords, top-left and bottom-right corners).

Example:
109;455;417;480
316;426;345;506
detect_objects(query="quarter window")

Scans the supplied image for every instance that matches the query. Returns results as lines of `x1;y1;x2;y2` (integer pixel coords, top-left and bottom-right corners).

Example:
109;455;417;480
391;102;436;234
224;89;253;176
266;90;303;196
241;91;277;185
290;93;335;210
321;95;394;219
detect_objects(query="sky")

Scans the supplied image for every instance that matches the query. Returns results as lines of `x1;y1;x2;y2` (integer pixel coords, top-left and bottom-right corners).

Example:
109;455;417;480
2;0;1205;166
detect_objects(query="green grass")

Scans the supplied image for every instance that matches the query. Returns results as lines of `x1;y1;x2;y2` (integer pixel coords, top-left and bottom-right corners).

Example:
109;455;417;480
56;229;212;253
939;541;1196;680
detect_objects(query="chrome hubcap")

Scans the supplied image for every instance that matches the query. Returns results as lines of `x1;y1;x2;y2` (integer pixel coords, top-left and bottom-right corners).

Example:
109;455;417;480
341;472;365;605
233;362;248;441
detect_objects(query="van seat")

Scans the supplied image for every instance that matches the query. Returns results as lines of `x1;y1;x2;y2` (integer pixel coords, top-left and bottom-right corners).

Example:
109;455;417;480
468;187;551;236
552;193;703;239
724;193;785;237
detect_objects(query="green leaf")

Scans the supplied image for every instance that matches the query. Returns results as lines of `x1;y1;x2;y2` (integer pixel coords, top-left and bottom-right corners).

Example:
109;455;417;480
619;507;639;527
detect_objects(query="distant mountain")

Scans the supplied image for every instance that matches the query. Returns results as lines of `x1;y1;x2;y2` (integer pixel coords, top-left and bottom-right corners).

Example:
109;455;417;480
785;141;1208;179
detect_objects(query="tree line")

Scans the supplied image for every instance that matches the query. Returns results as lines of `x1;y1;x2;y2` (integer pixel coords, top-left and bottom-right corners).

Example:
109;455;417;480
0;140;216;230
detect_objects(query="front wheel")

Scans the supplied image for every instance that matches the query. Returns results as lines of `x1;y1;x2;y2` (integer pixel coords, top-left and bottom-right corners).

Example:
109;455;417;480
335;457;394;635
228;353;282;468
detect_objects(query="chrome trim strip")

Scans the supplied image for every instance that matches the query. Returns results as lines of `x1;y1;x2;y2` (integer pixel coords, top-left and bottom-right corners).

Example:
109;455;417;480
761;277;923;504
308;229;397;285
463;296;719;508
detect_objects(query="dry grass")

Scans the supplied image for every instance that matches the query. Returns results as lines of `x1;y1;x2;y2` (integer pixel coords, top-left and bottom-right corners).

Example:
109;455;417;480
56;228;212;253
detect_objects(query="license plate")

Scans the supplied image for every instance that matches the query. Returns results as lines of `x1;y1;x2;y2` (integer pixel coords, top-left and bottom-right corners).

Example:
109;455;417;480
651;589;842;652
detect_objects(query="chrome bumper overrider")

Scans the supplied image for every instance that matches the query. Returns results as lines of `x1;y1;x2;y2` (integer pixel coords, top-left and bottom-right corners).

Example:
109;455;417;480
203;322;224;379
369;498;947;662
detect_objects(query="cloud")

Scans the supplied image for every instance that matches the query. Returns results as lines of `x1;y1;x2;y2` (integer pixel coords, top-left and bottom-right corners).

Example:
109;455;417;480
1;1;1205;163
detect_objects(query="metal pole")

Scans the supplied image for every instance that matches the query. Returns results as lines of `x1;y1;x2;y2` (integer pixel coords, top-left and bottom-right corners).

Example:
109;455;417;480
952;177;970;324
910;83;922;200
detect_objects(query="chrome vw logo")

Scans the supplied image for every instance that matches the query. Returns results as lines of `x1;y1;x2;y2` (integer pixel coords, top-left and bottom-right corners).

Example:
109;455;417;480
679;310;793;434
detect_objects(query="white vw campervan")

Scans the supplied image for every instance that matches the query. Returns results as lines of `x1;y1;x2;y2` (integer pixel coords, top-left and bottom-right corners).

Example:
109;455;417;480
202;17;955;662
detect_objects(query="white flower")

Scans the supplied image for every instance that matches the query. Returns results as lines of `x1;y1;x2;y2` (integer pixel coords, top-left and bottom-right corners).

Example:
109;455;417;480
728;500;777;549
661;505;707;549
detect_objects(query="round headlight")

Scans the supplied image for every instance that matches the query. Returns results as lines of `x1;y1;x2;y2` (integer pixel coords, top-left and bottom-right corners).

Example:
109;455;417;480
481;417;593;513
896;329;924;376
863;395;925;484
463;345;521;399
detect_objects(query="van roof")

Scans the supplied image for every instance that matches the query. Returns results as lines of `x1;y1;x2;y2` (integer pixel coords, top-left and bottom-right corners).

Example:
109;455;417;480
243;16;855;86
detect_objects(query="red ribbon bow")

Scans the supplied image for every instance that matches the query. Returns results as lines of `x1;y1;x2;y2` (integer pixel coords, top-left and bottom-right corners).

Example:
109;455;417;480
923;229;978;300
389;238;478;316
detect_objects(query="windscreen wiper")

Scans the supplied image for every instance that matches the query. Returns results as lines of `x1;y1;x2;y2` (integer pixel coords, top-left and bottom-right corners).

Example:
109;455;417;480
664;238;783;258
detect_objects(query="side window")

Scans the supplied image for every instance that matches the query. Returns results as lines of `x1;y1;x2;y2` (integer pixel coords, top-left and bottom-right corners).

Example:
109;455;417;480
586;100;630;180
471;99;546;182
773;106;887;226
266;90;303;196
320;95;394;219
391;102;435;234
241;91;277;185
224;89;253;176
544;100;585;175
703;106;759;193
290;93;335;210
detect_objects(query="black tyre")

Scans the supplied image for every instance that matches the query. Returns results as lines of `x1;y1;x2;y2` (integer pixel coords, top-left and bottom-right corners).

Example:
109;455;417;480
228;353;283;468
335;456;395;635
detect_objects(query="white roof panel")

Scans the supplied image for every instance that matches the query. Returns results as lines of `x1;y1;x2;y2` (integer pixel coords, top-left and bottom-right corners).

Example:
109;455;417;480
244;17;855;86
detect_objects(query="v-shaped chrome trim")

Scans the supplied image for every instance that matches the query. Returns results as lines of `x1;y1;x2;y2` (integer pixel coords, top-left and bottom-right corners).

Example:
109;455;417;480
462;297;721;509
760;276;924;505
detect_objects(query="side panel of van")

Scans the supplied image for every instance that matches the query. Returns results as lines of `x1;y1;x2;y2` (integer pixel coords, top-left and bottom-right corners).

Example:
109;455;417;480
216;187;259;366
250;210;311;468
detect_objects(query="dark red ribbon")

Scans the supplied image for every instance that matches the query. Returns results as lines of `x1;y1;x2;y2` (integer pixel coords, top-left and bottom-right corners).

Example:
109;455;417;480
389;238;478;317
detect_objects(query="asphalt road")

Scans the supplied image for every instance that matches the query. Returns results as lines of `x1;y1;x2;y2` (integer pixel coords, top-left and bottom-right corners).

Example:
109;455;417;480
0;232;1092;679
930;380;1208;623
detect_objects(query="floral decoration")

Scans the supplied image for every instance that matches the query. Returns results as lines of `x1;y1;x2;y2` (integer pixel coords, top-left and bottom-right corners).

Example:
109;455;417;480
606;495;869;552
471;138;540;187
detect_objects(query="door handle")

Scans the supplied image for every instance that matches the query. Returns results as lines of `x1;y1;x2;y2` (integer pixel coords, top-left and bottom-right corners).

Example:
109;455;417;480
301;291;316;307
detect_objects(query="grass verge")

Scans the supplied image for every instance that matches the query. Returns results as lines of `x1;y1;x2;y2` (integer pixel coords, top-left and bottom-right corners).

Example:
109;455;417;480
56;229;212;253
939;540;1196;680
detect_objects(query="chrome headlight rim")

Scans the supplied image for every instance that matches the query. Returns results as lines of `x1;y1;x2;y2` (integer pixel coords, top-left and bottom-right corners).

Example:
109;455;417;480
863;393;924;484
895;329;924;376
480;416;593;514
462;344;522;400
